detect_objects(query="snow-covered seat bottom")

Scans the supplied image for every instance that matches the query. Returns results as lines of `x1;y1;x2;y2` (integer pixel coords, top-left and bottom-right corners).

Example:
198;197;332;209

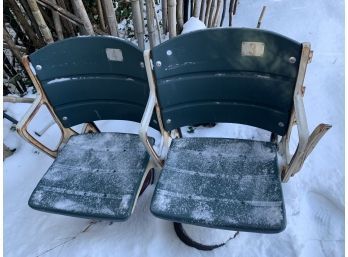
151;137;286;233
29;132;153;221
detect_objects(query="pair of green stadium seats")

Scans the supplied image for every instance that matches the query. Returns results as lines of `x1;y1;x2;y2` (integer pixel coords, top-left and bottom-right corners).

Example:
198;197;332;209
17;28;330;234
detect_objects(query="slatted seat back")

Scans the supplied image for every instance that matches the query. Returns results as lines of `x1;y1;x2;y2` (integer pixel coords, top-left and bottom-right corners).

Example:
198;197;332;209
29;36;150;128
151;28;302;135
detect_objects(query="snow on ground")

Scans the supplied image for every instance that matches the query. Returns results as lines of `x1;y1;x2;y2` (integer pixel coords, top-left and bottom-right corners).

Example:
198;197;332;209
4;0;344;256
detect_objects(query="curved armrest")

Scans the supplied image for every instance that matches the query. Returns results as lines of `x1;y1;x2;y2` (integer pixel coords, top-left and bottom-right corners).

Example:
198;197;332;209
16;56;77;158
16;96;59;158
281;94;331;182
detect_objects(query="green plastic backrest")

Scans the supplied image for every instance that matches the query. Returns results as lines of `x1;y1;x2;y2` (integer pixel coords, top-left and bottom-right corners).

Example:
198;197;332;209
151;28;302;135
30;36;152;128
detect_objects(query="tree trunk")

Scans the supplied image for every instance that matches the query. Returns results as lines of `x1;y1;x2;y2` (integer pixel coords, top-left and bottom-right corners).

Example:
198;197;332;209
146;0;156;48
162;0;168;33
131;0;145;49
71;0;95;35
50;0;64;40
5;0;43;48
168;0;176;38
27;0;54;43
101;0;119;37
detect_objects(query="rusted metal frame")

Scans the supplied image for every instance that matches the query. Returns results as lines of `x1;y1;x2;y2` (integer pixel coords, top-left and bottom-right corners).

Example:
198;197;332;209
280;44;331;182
17;56;77;158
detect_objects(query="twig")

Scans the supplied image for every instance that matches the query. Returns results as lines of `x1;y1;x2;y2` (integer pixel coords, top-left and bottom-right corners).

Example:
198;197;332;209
35;220;97;257
256;6;266;28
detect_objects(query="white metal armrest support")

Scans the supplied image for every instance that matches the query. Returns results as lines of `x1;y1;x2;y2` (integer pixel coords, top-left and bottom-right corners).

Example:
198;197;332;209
281;94;331;182
139;93;163;167
139;50;173;168
281;44;331;182
16;56;77;158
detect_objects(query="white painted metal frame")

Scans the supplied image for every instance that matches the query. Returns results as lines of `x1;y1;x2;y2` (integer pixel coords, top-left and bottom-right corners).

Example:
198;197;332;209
140;50;172;168
280;43;331;182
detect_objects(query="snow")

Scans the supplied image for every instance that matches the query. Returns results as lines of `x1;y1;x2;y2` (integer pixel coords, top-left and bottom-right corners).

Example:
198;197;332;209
181;17;207;34
3;0;344;256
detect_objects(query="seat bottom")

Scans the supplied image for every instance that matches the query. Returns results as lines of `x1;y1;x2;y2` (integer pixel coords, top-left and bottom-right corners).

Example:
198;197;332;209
29;132;152;220
151;137;286;233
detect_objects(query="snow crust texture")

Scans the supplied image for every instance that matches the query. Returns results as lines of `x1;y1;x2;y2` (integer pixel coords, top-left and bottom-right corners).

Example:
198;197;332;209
151;137;285;232
29;132;151;220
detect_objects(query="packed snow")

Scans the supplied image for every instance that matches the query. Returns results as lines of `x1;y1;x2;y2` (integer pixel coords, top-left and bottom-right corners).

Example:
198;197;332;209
4;0;344;256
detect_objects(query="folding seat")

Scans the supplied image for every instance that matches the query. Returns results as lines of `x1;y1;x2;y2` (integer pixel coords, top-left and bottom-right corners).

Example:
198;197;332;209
140;28;331;234
17;36;158;220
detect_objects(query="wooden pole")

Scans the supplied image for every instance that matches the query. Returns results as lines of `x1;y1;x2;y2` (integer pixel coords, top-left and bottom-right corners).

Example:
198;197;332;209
50;0;64;39
168;0;176;38
17;0;42;37
177;0;184;32
56;0;75;36
183;0;189;22
3;26;24;63
212;0;221;27
257;6;267;28
131;0;145;49
207;0;215;27
27;0;54;43
193;0;201;17
71;0;95;35
139;0;145;35
37;0;84;26
228;0;236;26
199;0;206;21
219;0;226;26
153;0;162;43
146;0;156;48
5;0;43;48
204;0;212;25
162;0;168;33
101;0;119;36
96;0;106;31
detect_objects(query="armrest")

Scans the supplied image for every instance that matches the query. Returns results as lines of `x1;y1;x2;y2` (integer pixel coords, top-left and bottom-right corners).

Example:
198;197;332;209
16;55;77;158
16;96;59;158
281;94;331;182
139;93;163;167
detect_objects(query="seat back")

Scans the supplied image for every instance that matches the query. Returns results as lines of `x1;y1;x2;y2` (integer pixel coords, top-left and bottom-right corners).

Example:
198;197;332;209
151;28;302;135
29;36;150;128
